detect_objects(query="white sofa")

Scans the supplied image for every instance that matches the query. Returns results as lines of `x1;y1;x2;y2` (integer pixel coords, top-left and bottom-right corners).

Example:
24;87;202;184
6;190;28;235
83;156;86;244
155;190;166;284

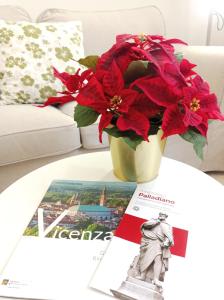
0;4;223;192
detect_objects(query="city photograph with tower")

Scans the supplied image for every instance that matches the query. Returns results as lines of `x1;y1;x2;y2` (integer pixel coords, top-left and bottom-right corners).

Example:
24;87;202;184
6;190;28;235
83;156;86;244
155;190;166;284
24;179;136;240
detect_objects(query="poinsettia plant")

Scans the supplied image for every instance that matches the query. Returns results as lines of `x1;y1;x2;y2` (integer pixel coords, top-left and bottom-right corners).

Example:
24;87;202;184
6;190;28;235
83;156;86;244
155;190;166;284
42;34;224;159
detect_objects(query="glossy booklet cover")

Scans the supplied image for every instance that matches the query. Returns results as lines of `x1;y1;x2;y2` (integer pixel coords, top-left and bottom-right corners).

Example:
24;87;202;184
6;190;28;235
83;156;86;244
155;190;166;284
0;179;136;300
90;183;189;300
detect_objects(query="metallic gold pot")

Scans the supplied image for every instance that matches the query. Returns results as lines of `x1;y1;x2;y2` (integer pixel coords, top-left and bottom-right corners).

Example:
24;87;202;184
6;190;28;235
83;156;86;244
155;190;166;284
109;130;166;183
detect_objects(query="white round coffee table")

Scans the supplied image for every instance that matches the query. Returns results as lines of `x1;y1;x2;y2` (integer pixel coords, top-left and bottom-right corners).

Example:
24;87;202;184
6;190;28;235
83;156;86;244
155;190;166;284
0;151;223;300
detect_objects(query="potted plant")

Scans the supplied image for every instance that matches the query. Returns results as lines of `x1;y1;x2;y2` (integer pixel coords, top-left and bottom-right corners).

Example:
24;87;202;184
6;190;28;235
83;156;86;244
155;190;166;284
42;34;224;182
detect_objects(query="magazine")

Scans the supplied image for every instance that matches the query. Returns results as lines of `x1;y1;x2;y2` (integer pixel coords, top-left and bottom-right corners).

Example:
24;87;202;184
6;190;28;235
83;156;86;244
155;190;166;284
90;183;189;300
0;179;136;300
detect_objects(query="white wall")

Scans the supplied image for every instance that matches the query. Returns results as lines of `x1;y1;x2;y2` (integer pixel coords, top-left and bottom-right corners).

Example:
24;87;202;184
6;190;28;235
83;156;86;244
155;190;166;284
0;0;222;46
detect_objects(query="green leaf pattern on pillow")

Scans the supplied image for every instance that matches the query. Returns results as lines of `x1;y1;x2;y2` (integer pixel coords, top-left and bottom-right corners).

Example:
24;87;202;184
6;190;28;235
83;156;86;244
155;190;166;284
26;43;45;58
46;25;57;32
0;20;84;105
55;47;73;62
16;91;31;103
41;67;56;83
0;28;14;44
21;75;34;86
22;25;41;39
65;66;77;74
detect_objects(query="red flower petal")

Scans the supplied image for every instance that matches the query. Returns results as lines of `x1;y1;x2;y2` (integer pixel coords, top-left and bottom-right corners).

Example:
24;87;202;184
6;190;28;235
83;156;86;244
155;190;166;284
76;77;108;113
116;34;134;44
117;109;150;141
140;46;188;91
137;47;169;75
182;86;197;102
53;67;71;82
131;94;162;118
118;89;139;113
161;38;188;46
199;93;220;112
207;110;224;121
102;60;124;97
183;106;202;127
53;67;80;93
98;113;113;142
116;34;187;47
163;63;188;92
95;69;107;82
134;76;179;107
150;47;174;65
40;95;75;107
162;106;187;138
144;41;189;89
148;35;164;41
80;69;94;82
180;59;197;78
97;43;140;73
196;120;208;136
192;75;210;94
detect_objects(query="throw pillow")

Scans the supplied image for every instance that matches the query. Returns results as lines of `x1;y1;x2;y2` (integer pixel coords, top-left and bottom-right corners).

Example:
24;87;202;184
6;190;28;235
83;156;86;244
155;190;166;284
0;20;84;105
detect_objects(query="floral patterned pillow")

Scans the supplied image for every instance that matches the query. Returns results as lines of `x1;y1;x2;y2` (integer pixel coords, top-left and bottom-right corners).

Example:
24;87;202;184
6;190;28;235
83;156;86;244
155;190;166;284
0;20;84;105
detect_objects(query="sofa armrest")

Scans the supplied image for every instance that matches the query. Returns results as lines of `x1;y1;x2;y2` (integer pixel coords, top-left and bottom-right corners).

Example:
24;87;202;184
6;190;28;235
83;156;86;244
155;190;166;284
165;45;224;171
178;46;224;107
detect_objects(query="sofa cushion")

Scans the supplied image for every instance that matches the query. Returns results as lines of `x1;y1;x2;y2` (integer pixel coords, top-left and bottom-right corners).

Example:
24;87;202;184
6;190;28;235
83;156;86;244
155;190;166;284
37;6;165;55
0;20;84;105
0;105;81;166
59;102;109;149
0;5;31;21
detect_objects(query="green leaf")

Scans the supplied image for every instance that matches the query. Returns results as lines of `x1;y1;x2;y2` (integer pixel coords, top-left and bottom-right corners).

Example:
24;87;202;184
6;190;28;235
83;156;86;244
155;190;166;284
78;55;99;70
141;60;149;68
124;60;149;84
104;127;144;150
74;104;99;127
122;136;143;150
104;127;143;140
104;127;123;138
180;130;207;160
175;52;183;62
149;117;162;135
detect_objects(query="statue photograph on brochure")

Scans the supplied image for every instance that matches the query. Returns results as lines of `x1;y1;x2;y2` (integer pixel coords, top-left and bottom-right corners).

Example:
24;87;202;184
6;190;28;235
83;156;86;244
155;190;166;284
111;212;174;300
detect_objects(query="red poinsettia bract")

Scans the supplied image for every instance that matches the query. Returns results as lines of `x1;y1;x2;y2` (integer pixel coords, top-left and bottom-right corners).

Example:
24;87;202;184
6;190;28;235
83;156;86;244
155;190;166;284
40;68;93;107
41;33;224;156
134;74;224;138
76;60;151;142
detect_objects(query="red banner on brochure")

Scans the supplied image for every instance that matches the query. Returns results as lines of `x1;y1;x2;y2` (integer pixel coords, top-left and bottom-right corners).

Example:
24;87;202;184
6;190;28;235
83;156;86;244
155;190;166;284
115;214;188;257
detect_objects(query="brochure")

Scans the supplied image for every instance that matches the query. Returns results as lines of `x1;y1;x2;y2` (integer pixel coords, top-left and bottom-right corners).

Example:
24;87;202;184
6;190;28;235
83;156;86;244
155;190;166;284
0;179;136;300
90;183;189;300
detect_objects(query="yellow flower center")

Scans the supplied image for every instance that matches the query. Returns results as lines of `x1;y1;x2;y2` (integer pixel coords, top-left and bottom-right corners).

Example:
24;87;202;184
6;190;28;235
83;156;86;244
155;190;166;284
138;33;147;42
190;98;200;112
110;95;122;111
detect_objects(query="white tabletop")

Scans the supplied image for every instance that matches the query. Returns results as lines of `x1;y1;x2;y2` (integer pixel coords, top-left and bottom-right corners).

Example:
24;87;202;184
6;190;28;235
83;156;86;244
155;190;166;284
0;151;223;299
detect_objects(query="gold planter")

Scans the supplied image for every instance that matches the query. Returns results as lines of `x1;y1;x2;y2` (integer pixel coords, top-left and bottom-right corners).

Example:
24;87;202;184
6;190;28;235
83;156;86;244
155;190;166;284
109;130;166;183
